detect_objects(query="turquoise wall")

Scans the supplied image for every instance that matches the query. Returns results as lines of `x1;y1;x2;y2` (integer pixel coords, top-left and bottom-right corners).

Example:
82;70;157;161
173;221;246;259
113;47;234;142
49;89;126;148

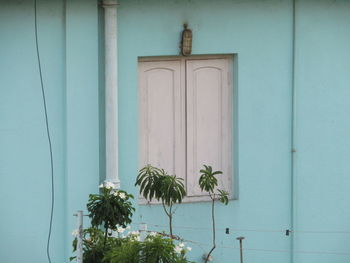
1;0;350;263
118;0;293;262
118;0;350;262
293;1;350;262
0;0;100;262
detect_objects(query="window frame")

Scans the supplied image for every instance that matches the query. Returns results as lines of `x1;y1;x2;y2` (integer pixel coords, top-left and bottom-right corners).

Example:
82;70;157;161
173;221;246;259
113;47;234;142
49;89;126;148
138;54;234;204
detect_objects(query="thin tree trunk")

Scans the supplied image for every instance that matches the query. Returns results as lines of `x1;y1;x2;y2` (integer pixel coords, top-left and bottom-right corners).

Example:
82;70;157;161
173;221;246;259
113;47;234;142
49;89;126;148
103;227;108;248
162;201;173;237
205;197;216;263
169;204;173;237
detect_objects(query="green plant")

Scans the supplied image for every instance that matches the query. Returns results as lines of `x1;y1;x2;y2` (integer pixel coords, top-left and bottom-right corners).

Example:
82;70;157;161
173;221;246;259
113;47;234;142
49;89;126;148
199;165;229;263
87;185;135;246
103;235;142;263
141;234;178;262
70;227;121;263
71;184;195;263
135;165;186;237
105;232;194;263
71;186;135;263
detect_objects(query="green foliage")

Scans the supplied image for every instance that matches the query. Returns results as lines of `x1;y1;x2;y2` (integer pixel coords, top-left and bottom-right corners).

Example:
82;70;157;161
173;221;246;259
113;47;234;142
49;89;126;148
71;227;121;263
199;165;220;193
105;234;194;263
217;189;229;205
136;165;186;205
87;187;135;230
199;165;229;204
135;165;186;236
135;165;163;201
103;236;142;263
198;165;229;263
71;186;195;263
70;187;135;262
141;235;176;262
160;174;186;206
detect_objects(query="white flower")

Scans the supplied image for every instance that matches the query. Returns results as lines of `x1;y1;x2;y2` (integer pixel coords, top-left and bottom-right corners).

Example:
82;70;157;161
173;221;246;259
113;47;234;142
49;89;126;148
128;230;140;236
149;231;158;237
71;229;79;237
118;192;126;199
105;182;114;189
174;246;182;254
117;226;125;233
187;246;192;251
100;182;114;189
128;231;141;241
113;191;119;197
126;226;131;230
179;242;185;248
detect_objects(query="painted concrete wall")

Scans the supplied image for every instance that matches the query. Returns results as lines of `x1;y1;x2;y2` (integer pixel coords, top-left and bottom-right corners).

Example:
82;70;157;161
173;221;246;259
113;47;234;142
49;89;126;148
118;0;293;262
0;0;100;262
117;0;350;263
293;1;350;262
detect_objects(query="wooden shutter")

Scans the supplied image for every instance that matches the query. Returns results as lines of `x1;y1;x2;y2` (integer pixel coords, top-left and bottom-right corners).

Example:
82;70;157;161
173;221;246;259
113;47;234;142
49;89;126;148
186;58;232;196
139;61;186;180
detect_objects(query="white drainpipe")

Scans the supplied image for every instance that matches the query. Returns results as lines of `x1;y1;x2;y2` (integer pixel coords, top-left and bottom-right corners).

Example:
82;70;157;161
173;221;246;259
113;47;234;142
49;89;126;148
103;0;120;189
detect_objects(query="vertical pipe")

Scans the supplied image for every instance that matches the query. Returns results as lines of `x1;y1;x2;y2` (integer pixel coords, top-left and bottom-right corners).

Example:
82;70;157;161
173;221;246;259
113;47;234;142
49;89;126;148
290;0;297;262
76;211;84;263
103;0;120;189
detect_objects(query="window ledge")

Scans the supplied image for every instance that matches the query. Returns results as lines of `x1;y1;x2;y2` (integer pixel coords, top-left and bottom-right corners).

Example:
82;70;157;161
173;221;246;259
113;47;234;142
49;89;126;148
138;194;234;205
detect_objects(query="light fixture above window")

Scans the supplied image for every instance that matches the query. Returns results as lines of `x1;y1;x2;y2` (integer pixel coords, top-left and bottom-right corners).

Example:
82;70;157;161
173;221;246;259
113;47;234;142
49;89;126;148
181;23;192;56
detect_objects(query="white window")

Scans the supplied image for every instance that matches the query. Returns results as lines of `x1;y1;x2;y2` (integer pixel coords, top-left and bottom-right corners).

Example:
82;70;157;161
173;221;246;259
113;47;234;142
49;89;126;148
139;56;233;201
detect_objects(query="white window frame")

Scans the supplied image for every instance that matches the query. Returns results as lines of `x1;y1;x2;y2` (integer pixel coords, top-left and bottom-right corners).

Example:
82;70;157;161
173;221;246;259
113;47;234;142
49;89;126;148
138;55;233;203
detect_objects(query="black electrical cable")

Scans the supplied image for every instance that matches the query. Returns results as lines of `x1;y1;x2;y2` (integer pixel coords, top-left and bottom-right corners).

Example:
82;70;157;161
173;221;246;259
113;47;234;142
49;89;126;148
34;1;55;263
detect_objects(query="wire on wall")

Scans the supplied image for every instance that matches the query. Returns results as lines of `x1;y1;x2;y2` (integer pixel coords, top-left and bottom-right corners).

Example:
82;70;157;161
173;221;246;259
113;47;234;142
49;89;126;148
134;222;350;235
137;227;350;257
34;1;55;263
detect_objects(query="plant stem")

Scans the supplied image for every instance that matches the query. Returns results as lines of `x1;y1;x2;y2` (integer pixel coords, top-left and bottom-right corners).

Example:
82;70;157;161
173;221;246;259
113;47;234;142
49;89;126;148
205;195;216;263
162;201;170;217
103;227;108;249
169;203;173;237
162;201;174;237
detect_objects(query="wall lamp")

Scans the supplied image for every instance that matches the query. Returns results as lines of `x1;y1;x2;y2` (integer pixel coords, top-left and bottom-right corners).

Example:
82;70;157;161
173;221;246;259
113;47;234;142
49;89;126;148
181;23;192;56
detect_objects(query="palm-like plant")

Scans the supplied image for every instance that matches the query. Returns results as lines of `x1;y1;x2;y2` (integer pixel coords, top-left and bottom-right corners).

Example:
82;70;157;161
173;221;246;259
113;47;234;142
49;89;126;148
135;165;186;237
199;165;229;263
